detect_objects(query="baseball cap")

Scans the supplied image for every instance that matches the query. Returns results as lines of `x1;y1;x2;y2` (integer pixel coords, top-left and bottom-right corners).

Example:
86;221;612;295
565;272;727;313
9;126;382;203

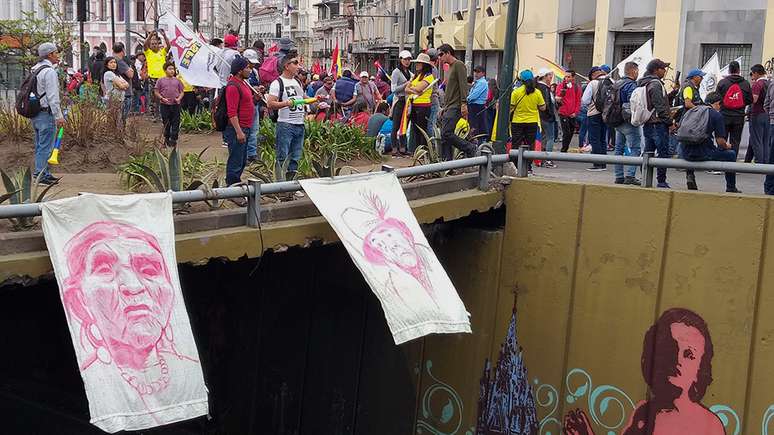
600;64;611;73
230;55;249;74
224;34;239;48
686;68;706;79
242;49;260;64
647;58;670;71
360;71;369;78
588;66;602;77
38;42;57;58
399;50;412;59
537;67;551;78
518;69;534;81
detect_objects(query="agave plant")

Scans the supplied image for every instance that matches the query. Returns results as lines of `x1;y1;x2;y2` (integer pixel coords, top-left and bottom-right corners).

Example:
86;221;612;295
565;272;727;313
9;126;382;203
121;147;202;193
0;168;58;231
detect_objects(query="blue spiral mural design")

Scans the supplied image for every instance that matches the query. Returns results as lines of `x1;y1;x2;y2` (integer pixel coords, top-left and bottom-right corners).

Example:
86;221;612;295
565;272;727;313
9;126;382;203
415;360;475;435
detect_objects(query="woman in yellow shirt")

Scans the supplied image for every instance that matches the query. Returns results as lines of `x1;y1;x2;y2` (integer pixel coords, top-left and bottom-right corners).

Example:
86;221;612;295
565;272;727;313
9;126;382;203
406;53;436;148
510;69;546;171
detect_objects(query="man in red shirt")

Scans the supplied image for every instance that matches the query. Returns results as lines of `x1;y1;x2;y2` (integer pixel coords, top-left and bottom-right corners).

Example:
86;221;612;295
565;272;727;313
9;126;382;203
224;56;256;186
555;70;582;152
747;63;769;163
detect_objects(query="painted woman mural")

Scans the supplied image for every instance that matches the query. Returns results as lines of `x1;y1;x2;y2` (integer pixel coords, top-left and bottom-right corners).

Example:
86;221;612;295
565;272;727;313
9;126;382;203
564;308;724;435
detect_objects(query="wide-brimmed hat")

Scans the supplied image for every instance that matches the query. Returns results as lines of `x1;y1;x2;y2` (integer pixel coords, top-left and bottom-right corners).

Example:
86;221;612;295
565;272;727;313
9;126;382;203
412;53;433;66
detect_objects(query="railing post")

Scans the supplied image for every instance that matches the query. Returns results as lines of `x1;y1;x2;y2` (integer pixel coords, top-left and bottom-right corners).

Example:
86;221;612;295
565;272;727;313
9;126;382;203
517;145;528;177
478;148;492;191
642;151;654;188
246;179;261;228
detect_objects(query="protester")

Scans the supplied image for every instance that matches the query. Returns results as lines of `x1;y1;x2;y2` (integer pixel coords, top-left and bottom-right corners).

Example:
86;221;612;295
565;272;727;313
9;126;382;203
154;62;184;147
581;66;609;170
308;73;323;98
296;69;309;94
437;44;477;160
349;100;371;131
355;70;382;112
102;56;129;107
267;52;308;182
217;34;240;87
90;48;106;88
112;43;134;122
143;30;169;120
223;56;256;188
680;69;705;110
367;102;390;137
763;78;774;195
131;52;147;114
510;69;546;174
716;61;752;158
29;42;64;185
638;59;674;188
252;39;266;65
555;70;581;152
313;75;334;112
467;65;489;141
611;62;641;185
390;50;413;155
536;68;557;167
331;68;358;120
426;48;442;133
746;64;769;164
680;92;739;192
242;48;262;163
406;53;435;149
374;72;391;100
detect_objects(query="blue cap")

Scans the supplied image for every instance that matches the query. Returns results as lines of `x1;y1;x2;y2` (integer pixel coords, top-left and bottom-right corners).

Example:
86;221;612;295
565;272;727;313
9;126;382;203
686;68;706;79
600;64;611;73
588;66;602;77
519;69;534;81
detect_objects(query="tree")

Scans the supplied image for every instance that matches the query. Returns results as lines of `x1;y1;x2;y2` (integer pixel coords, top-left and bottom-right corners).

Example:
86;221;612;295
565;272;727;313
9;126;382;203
0;1;74;69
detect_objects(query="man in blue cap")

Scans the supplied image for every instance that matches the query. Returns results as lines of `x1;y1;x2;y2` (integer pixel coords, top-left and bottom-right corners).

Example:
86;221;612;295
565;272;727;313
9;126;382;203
680;68;706;110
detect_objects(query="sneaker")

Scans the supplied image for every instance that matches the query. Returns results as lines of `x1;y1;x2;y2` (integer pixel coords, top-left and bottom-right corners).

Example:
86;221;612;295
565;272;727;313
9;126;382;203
38;176;59;186
544;161;557;168
706;170;723;175
657;182;671;189
726;187;742;193
614;177;625;184
581;145;592;153
294;191;306;198
687;181;698;190
586;165;606;172
624;176;641;185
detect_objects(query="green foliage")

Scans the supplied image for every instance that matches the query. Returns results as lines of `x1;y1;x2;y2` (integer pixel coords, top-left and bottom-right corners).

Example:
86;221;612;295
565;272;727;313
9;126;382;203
0;5;74;68
118;147;222;192
180;109;213;133
409;125;463;180
0;167;58;230
0;105;32;142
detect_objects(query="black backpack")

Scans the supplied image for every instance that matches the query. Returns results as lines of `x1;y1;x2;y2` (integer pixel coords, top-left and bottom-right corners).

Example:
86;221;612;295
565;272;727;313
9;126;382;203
16;65;51;118
212;82;240;132
593;77;614;112
269;78;285;123
602;80;626;127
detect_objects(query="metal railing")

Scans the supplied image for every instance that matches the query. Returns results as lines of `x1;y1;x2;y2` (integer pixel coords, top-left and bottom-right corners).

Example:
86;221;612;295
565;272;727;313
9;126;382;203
3;145;774;227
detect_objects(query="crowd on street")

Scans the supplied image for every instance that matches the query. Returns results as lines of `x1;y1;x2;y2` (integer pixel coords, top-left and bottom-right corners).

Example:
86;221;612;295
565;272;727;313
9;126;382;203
17;31;774;197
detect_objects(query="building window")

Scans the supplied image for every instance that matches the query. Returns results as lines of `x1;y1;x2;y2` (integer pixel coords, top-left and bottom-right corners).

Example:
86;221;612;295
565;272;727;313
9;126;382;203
180;0;192;20
64;0;74;20
408;8;414;34
562;32;594;78
100;0;107;20
701;44;753;74
136;0;145;21
117;0;124;21
613;33;653;67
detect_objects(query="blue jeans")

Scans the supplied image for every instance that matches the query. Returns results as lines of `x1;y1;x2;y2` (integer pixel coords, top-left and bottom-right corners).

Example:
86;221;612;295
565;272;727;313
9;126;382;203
682;144;737;190
541;120;556;152
765;124;774;195
33;111;56;178
224;125;252;186
429;103;439;136
587;114;605;156
614;123;642;179
247;103;260;159
469;103;489;141
577;107;588;146
749;113;769;163
275;122;305;175
122;97;131;120
643;123;671;183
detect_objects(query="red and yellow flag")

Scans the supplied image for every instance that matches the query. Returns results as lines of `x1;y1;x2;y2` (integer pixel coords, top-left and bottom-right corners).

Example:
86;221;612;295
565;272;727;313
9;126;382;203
330;42;342;78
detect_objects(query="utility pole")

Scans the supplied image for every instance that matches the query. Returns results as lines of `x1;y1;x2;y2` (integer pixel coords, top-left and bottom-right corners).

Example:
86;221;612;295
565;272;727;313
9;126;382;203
412;0;421;54
124;0;131;53
494;0;518;155
398;0;405;51
110;0;116;45
464;0;476;73
193;0;199;32
245;0;250;44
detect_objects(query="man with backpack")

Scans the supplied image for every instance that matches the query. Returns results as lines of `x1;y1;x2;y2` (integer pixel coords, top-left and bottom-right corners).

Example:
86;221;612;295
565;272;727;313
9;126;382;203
216;34;240;87
677;92;738;193
716;60;752;162
221;56;256;188
536;68;557;168
637;59;673;188
267;52;309;183
580;66;611;171
747;64;769;164
331;68;358;120
606;61;641;185
22;42;64;185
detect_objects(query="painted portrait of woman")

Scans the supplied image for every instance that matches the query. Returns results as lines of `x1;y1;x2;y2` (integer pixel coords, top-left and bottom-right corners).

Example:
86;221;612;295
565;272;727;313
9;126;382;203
564;308;724;435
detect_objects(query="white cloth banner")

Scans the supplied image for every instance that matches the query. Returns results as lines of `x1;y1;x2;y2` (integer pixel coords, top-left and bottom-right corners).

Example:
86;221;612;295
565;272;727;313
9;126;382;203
720;56;745;78
41;193;208;433
299;173;471;344
159;13;222;89
614;39;653;80
699;52;721;101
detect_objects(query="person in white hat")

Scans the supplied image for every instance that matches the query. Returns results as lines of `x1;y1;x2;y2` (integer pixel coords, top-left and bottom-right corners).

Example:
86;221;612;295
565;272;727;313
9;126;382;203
404;53;436;149
355;70;382;112
30;42;64;185
390;50;414;155
536;67;558;168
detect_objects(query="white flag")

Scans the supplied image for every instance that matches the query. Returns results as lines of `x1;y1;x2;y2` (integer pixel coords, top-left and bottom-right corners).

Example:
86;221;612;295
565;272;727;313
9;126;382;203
614;39;653;80
159;13;222;89
720;56;744;78
699;52;721;101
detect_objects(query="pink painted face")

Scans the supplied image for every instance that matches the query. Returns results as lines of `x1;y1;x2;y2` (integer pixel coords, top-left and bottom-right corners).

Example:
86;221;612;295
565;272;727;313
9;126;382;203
668;322;705;392
368;226;418;269
80;237;174;352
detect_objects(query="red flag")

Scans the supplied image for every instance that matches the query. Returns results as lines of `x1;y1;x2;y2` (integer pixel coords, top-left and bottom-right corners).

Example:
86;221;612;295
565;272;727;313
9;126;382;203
330;42;341;78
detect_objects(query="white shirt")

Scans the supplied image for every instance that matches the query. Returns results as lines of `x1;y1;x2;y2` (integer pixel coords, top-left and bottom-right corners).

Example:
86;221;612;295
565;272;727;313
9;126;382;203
269;76;306;124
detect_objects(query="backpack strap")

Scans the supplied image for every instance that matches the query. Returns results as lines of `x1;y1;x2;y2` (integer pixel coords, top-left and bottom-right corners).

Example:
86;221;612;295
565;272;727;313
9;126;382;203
32;65;51;99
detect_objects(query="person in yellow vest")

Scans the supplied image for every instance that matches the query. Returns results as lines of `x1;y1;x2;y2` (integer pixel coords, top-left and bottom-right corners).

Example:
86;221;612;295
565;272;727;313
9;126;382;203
144;29;170;121
405;53;435;149
177;73;197;115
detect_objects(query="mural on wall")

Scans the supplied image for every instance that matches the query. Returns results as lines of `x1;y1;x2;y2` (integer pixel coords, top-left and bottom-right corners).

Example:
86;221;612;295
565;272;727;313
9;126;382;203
559;308;726;435
476;305;539;434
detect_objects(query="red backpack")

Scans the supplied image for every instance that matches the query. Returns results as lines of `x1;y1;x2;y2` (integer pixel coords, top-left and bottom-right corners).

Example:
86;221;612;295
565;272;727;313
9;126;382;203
258;54;281;86
722;83;745;110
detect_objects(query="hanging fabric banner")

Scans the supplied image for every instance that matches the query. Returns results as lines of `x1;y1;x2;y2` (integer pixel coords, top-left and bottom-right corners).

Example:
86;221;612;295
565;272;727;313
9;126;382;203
300;173;472;344
41;193;208;433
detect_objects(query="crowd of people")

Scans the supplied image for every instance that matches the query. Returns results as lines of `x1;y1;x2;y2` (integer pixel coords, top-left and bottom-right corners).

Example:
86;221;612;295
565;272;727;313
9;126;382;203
19;32;774;196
